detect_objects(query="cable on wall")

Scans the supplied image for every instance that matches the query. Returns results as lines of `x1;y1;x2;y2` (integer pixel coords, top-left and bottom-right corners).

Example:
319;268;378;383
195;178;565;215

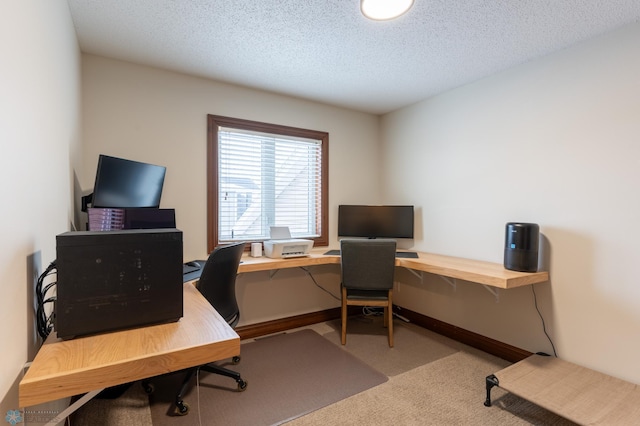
531;284;557;357
299;267;340;301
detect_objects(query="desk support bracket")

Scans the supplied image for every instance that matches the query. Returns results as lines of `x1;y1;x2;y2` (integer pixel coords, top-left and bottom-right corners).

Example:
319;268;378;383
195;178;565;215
404;267;423;282
269;269;280;280
482;285;500;302
44;388;103;426
439;276;457;289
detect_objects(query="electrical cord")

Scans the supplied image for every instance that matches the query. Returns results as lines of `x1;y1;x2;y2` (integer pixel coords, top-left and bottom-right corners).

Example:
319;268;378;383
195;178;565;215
531;284;558;357
362;306;384;316
300;267;340;301
36;261;57;339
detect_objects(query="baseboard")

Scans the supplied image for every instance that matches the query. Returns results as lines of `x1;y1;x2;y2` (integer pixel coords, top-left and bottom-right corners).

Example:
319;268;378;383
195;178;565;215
235;308;344;340
392;307;532;363
235;306;531;363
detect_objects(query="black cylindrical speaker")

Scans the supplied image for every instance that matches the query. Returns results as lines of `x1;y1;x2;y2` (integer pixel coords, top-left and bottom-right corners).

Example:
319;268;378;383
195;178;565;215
504;222;539;272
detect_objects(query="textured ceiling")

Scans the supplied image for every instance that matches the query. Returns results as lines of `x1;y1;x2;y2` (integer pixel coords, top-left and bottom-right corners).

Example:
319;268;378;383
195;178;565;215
66;0;640;114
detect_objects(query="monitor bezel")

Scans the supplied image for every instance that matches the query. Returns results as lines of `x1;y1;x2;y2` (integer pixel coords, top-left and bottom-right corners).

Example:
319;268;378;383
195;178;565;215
91;154;166;209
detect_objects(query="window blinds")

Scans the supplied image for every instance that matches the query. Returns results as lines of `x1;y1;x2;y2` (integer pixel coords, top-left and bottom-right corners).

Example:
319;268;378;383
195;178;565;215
217;127;322;242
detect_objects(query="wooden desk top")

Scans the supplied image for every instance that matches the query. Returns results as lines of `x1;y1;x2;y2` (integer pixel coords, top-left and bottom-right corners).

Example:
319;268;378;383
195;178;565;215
19;283;240;407
238;251;340;273
396;252;548;289
238;248;549;289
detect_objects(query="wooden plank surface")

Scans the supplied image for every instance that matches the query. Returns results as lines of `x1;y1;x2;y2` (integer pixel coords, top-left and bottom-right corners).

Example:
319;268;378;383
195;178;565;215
238;249;549;289
19;283;240;407
494;354;640;425
238;251;340;273
398;252;548;289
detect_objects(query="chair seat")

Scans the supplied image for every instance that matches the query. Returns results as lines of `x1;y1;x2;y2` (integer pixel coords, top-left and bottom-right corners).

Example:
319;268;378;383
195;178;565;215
346;289;390;300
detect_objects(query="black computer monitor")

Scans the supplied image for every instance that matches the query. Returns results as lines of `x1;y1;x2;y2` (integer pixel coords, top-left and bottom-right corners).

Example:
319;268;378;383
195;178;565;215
338;205;414;239
91;155;166;208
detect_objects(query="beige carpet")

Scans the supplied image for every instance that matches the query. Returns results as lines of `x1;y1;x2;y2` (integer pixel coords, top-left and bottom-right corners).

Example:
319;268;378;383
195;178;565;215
70;317;575;426
288;347;575;425
69;383;152;425
148;329;388;425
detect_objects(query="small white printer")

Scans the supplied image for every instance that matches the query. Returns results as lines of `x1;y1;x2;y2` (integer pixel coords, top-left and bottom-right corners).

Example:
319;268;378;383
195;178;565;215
263;226;314;259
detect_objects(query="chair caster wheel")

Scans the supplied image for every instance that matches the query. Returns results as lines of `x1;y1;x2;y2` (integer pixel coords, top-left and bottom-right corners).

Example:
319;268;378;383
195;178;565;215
142;382;154;394
174;401;190;416
237;379;248;391
232;356;241;365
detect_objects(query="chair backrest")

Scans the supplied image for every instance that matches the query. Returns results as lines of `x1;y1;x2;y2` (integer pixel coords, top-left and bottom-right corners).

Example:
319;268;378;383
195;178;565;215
196;242;246;327
340;239;397;291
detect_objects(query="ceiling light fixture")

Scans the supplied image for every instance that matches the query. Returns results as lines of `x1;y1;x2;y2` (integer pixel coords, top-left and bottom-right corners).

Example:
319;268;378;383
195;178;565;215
361;0;414;21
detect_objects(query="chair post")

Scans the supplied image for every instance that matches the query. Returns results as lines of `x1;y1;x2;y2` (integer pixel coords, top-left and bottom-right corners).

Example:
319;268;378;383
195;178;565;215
341;286;348;345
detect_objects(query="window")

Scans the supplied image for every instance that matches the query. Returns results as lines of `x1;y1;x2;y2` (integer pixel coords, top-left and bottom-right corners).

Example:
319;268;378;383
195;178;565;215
207;115;328;252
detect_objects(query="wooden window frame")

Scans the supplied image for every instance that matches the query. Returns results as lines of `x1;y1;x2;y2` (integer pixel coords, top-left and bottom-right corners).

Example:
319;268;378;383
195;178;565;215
207;114;329;252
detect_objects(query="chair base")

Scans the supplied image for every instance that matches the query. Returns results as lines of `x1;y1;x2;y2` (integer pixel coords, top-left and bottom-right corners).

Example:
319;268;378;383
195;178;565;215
144;357;248;416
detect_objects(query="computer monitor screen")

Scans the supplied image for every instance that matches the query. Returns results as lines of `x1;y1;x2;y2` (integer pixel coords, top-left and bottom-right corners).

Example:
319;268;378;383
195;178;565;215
92;155;166;208
338;205;414;239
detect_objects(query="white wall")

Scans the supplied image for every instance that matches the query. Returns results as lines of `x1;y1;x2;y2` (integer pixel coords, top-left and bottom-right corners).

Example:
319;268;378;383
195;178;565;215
80;55;381;324
0;0;81;413
382;22;640;384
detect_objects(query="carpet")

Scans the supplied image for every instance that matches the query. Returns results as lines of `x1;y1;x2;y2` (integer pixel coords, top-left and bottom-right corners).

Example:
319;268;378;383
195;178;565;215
288;350;575;426
323;316;462;376
148;329;388;425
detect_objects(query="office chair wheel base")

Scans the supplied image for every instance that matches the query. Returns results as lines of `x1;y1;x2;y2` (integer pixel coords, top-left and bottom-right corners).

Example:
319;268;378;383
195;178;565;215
142;382;155;394
232;355;241;365
174;401;190;416
237;379;248;391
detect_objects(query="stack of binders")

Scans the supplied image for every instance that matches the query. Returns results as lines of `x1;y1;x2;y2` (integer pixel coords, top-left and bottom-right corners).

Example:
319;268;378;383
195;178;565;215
87;207;125;231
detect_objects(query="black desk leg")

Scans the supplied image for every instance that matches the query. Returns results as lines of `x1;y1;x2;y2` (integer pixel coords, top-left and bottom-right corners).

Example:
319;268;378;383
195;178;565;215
484;374;499;407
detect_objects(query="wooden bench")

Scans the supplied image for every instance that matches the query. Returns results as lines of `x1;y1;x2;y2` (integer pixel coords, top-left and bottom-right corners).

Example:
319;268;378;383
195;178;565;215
484;353;640;425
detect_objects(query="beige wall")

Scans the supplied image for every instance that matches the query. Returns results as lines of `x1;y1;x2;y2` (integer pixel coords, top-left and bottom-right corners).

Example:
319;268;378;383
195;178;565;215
382;22;640;384
0;0;81;413
80;55;381;324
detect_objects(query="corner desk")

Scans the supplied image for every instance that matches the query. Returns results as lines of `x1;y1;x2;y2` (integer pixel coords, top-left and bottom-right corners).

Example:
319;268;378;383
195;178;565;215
237;249;549;291
19;282;240;424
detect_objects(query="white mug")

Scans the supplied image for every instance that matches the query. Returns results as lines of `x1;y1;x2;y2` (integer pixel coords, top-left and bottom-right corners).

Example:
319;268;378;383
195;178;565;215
251;242;262;257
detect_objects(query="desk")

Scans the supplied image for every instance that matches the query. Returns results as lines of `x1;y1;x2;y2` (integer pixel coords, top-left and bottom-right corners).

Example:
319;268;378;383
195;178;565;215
238;249;549;289
19;282;240;416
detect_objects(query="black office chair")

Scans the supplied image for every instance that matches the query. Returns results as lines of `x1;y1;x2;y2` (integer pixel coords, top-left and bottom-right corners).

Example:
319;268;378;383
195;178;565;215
340;239;397;347
172;242;248;415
